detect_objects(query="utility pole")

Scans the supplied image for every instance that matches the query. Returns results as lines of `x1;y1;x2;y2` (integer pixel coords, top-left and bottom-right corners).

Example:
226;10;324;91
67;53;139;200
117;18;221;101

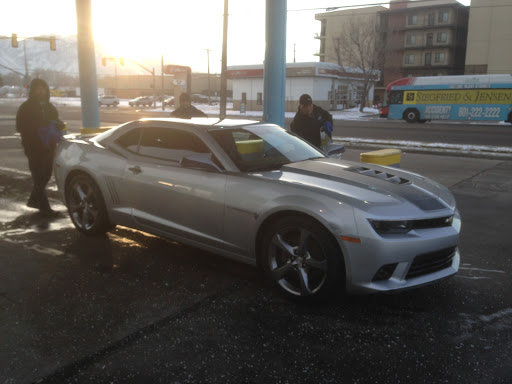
23;40;29;85
220;0;228;119
161;54;165;110
205;48;211;105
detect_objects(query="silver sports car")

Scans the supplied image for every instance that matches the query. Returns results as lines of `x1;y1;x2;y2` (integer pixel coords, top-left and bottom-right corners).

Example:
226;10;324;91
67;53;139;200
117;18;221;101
54;118;461;300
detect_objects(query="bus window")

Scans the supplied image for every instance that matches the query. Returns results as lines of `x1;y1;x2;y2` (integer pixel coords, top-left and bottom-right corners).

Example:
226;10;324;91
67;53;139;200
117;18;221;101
382;91;389;107
390;91;404;105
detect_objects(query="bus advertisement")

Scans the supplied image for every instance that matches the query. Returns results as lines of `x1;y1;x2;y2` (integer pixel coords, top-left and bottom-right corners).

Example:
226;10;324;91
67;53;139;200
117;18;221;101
380;75;512;124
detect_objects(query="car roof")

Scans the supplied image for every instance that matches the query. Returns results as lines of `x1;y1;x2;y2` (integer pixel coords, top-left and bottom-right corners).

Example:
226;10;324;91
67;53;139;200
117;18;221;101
138;117;269;131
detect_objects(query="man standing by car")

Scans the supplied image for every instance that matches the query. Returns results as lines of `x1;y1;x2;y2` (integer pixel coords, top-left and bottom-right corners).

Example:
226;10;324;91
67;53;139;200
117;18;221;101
16;78;62;217
170;93;207;119
290;94;333;150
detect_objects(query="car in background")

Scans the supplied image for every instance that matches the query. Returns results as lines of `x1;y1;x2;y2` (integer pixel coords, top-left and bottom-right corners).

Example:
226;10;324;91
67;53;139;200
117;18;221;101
163;97;174;107
129;96;153;107
191;94;209;104
98;95;119;107
54;118;460;301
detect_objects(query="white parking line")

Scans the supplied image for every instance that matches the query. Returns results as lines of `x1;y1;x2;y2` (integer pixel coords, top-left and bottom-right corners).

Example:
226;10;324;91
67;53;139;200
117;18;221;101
0;167;30;176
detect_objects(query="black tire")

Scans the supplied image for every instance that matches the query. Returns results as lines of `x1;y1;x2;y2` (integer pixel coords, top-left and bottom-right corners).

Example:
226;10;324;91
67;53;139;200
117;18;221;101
260;215;344;301
66;173;114;235
404;109;420;123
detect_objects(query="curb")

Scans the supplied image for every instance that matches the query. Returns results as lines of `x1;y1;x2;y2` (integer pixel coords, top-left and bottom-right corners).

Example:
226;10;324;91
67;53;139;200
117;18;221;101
334;136;512;160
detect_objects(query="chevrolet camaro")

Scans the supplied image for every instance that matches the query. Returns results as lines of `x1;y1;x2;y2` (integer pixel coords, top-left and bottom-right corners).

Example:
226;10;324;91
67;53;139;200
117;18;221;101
54;118;461;300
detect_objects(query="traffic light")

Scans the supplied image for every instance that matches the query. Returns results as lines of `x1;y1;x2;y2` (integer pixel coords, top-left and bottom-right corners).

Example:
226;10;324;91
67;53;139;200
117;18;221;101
120;57;125;66
11;33;18;48
102;57;107;66
49;36;56;51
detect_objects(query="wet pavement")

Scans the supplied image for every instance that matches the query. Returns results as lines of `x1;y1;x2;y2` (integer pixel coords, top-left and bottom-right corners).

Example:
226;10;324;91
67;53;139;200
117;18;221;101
1;145;512;383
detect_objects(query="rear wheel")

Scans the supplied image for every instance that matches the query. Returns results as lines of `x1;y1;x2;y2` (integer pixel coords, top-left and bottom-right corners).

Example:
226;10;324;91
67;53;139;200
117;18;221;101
260;215;344;301
66;173;114;235
404;109;420;123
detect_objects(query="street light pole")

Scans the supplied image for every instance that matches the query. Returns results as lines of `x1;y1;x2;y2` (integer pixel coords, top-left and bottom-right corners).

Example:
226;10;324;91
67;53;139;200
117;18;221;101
205;48;211;105
220;0;229;119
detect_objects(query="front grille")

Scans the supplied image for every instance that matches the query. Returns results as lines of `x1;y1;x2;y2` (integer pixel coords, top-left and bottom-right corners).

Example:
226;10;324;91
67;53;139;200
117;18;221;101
411;216;453;230
406;246;456;279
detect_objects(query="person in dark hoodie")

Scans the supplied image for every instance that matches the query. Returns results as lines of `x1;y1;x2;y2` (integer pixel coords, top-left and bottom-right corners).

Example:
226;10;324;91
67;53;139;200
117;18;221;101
290;93;333;150
16;78;63;217
170;92;207;119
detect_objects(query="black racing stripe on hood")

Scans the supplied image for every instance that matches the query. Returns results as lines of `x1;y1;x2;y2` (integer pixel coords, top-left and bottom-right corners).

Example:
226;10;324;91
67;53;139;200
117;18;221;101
282;160;447;212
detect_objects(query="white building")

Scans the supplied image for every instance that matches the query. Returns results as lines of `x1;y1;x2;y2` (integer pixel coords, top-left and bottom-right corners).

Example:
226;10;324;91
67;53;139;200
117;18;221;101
227;62;378;112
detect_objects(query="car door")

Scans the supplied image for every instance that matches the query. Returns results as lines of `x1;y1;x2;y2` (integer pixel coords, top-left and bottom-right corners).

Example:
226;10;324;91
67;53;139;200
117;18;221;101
123;125;228;248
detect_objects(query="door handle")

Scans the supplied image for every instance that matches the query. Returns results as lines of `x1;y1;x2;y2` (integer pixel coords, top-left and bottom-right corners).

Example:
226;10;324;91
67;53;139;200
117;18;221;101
128;166;142;174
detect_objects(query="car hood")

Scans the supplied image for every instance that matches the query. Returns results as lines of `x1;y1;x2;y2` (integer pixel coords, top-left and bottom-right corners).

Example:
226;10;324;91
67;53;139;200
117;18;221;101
255;158;456;214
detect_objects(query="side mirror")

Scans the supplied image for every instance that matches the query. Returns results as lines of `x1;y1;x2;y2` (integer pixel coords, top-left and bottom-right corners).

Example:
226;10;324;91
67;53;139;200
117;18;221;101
327;143;345;158
180;153;223;172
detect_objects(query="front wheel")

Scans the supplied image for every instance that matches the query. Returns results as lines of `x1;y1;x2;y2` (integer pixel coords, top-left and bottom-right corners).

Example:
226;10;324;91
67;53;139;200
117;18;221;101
260;216;344;301
404;109;420;123
66;173;114;235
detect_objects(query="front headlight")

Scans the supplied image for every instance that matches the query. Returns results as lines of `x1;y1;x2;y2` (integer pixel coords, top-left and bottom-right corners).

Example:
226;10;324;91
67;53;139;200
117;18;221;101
368;215;454;235
368;219;412;234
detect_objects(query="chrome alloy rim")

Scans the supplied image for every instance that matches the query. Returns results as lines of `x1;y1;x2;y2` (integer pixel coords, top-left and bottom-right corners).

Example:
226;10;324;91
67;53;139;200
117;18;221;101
268;228;328;296
68;181;99;231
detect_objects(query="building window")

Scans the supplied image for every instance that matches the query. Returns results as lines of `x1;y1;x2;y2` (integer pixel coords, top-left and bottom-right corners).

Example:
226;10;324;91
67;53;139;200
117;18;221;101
406;34;416;45
434;52;446;63
426;33;434;47
425;52;432;66
437;32;448;43
438;10;449;23
405;54;415;65
241;93;247;103
407;14;418;26
257;92;262;105
428;13;435;26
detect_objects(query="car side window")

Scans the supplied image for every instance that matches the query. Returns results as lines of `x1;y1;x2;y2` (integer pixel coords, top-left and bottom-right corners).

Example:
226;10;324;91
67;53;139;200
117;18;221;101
138;127;210;162
115;127;142;153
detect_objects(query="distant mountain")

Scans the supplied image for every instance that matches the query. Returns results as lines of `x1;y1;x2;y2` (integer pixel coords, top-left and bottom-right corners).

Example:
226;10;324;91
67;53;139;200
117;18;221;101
0;35;161;78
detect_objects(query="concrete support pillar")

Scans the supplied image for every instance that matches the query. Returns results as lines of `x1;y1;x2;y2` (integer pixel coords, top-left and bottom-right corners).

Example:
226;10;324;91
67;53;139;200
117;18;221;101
263;0;287;127
76;0;100;129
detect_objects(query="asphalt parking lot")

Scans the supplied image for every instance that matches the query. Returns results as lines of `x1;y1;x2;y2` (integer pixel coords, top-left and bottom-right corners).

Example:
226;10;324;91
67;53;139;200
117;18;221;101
1;144;511;383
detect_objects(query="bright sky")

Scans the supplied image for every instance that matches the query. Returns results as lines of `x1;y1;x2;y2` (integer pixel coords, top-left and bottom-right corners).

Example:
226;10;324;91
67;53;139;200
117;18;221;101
2;0;471;74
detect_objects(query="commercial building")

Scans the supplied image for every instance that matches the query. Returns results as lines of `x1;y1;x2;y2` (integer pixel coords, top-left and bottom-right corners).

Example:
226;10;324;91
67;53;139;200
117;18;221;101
314;0;470;101
380;0;469;85
464;0;512;74
227;62;378;113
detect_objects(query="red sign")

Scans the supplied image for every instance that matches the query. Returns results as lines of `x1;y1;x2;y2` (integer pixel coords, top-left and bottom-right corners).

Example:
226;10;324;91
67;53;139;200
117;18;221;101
165;65;191;75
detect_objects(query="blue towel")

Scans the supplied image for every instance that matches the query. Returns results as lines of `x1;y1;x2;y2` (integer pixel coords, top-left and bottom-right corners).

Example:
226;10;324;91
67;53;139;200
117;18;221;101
322;121;333;139
39;120;64;148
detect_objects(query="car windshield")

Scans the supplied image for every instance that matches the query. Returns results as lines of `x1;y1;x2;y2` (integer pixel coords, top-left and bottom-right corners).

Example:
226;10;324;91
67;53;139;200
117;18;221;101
209;124;325;172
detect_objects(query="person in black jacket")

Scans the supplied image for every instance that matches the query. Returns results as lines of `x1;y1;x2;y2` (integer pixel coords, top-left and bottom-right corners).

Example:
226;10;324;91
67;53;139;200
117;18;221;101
170;93;207;119
16;78;61;216
290;94;333;150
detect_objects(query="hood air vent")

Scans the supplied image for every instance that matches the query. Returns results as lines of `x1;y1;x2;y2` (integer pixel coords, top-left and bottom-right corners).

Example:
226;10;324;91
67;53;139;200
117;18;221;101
348;166;410;185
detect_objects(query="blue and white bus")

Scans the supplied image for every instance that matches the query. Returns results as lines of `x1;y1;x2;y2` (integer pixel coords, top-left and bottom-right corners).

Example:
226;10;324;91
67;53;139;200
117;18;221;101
380;74;512;124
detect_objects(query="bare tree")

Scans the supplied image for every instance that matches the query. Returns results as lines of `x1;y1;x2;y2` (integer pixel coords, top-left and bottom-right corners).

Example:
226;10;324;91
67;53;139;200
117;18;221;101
332;16;385;112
